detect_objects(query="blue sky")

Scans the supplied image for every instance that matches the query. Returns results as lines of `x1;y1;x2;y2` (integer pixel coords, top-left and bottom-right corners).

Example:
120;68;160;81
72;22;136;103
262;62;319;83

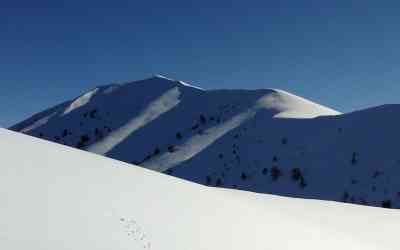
2;0;400;127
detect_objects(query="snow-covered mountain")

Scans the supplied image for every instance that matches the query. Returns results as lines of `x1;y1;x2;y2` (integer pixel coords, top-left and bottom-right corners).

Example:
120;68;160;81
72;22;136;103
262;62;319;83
1;128;399;250
11;76;400;208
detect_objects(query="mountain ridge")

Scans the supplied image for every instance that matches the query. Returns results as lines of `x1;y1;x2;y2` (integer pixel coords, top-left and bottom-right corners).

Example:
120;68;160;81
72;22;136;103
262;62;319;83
14;76;400;208
11;75;340;131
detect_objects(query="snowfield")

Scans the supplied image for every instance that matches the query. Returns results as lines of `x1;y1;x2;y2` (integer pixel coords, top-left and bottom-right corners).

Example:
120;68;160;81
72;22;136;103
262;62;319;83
1;128;399;250
11;76;400;208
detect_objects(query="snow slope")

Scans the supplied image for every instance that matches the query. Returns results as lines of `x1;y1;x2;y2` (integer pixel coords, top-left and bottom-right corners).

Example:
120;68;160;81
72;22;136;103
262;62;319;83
1;128;399;250
15;76;400;208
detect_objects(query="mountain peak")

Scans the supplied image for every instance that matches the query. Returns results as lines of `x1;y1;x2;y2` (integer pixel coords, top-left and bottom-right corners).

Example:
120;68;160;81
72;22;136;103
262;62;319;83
9;76;400;210
151;74;175;81
142;75;204;90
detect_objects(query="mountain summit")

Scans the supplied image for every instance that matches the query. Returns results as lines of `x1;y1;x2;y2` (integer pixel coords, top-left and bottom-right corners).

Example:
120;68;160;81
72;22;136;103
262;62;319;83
14;76;400;208
11;76;339;132
11;76;339;166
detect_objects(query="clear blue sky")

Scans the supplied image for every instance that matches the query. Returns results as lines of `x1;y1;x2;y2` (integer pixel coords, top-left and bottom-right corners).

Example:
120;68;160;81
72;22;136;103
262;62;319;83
2;0;400;127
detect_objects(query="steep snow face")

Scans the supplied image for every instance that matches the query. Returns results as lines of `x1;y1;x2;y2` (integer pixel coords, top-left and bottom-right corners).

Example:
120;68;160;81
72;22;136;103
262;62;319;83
1;128;399;250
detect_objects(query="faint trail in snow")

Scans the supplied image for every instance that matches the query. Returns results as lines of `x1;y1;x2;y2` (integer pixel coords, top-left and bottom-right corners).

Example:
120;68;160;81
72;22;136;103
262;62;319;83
120;217;151;249
87;87;181;155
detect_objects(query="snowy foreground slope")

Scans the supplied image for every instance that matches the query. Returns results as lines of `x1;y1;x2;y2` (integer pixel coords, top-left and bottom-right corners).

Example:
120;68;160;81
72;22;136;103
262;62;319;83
1;128;399;250
12;76;400;208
